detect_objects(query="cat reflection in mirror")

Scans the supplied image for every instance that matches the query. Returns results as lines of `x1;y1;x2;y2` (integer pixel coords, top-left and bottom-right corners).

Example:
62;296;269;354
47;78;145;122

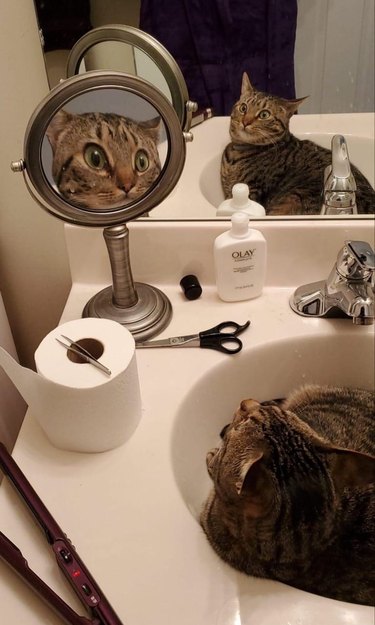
221;73;375;214
201;385;375;604
46;110;162;209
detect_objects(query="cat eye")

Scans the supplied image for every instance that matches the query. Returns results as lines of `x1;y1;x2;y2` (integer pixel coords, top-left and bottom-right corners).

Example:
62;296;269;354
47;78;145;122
239;103;248;114
84;144;108;170
258;109;271;119
135;149;150;172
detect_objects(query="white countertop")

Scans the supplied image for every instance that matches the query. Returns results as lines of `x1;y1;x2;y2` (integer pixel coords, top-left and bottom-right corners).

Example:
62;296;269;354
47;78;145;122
0;220;374;624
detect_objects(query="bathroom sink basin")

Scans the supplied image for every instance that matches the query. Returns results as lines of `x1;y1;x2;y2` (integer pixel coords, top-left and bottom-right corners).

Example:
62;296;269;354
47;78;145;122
153;113;375;218
199;131;375;209
171;331;374;518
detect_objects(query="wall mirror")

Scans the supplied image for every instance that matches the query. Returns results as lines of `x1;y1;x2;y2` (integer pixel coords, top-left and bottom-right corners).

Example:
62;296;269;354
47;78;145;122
33;2;374;222
12;70;186;340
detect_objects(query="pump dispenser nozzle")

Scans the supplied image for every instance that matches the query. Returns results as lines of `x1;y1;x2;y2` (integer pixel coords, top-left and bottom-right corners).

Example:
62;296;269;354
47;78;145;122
216;183;265;217
231;211;250;236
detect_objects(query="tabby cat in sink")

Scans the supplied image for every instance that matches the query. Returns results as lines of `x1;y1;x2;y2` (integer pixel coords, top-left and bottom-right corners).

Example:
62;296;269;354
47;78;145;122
200;384;375;604
221;73;375;214
46;110;162;209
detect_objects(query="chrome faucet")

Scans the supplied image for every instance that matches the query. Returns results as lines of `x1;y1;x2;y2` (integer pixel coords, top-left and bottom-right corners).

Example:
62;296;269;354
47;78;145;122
290;241;375;325
321;135;358;215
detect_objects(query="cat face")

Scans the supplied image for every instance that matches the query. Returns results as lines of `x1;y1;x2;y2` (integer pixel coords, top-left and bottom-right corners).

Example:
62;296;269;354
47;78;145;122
46;110;162;209
229;72;307;145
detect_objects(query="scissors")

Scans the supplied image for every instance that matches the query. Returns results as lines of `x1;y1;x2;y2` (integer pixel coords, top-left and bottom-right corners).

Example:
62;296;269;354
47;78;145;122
0;442;123;625
137;320;250;354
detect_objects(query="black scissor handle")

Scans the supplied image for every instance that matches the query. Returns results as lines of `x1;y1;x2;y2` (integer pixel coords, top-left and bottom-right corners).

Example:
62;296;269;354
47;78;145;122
199;320;250;354
199;320;251;338
199;334;243;354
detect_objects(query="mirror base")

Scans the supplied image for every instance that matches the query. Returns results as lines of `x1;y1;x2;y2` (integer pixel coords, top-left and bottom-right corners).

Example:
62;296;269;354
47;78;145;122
82;282;172;342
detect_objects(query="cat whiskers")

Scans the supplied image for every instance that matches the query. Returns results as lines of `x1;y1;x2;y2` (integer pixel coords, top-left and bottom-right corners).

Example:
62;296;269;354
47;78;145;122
97;191;132;207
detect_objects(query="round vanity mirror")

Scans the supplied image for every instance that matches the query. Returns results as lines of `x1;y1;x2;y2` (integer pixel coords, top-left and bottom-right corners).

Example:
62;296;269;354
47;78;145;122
12;70;187;340
66;25;197;132
16;70;185;226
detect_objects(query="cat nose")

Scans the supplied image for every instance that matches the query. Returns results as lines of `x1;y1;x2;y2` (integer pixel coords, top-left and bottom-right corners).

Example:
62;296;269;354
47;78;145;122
243;113;255;127
117;168;136;193
122;180;135;193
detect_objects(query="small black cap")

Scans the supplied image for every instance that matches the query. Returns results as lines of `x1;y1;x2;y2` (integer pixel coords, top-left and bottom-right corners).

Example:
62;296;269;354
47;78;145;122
180;274;202;300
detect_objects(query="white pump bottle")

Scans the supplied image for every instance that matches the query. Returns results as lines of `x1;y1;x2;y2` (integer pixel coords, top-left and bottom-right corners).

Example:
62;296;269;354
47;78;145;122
214;211;267;301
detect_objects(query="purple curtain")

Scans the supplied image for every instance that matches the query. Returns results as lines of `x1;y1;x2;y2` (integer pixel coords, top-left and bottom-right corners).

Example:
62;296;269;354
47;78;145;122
140;0;298;115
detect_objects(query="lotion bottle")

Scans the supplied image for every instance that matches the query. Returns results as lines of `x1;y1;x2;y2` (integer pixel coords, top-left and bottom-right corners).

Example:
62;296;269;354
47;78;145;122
214;211;267;301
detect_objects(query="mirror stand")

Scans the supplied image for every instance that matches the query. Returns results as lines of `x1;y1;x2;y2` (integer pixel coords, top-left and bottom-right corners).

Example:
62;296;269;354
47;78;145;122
13;71;186;343
82;224;172;341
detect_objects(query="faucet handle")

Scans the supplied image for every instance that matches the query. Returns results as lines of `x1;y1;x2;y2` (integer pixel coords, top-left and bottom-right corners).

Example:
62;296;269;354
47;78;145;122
347;241;375;270
337;241;375;281
321;135;358;215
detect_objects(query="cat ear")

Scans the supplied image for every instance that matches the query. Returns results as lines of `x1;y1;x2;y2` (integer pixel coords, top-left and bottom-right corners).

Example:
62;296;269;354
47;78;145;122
139;116;161;142
235;450;270;518
46;109;73;148
241;72;254;97
321;447;375;493
282;96;309;117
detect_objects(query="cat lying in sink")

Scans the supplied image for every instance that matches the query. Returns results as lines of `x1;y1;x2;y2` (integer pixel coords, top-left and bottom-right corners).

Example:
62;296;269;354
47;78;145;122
221;73;375;215
201;384;375;605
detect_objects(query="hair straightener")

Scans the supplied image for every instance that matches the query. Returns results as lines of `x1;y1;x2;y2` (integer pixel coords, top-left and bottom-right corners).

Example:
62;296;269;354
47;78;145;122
0;441;124;625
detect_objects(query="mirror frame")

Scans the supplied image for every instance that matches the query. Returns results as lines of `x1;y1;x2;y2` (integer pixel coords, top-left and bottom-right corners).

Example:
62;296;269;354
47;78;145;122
21;70;186;227
66;24;195;132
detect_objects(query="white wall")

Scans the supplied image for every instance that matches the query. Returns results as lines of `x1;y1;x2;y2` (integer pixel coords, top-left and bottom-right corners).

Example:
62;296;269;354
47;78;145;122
295;0;374;113
0;1;71;368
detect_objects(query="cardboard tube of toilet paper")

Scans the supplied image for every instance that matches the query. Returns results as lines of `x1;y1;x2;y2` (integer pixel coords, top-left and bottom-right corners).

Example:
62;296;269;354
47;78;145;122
0;318;142;453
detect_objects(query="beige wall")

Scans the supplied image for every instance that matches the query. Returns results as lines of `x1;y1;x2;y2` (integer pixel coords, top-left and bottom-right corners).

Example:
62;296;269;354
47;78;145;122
0;1;71;368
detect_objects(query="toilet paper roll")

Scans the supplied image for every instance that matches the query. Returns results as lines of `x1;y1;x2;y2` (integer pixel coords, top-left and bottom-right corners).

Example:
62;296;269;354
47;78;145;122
0;318;142;453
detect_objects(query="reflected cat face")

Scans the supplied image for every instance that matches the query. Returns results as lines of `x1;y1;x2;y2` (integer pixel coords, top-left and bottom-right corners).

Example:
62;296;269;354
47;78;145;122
46;110;162;209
